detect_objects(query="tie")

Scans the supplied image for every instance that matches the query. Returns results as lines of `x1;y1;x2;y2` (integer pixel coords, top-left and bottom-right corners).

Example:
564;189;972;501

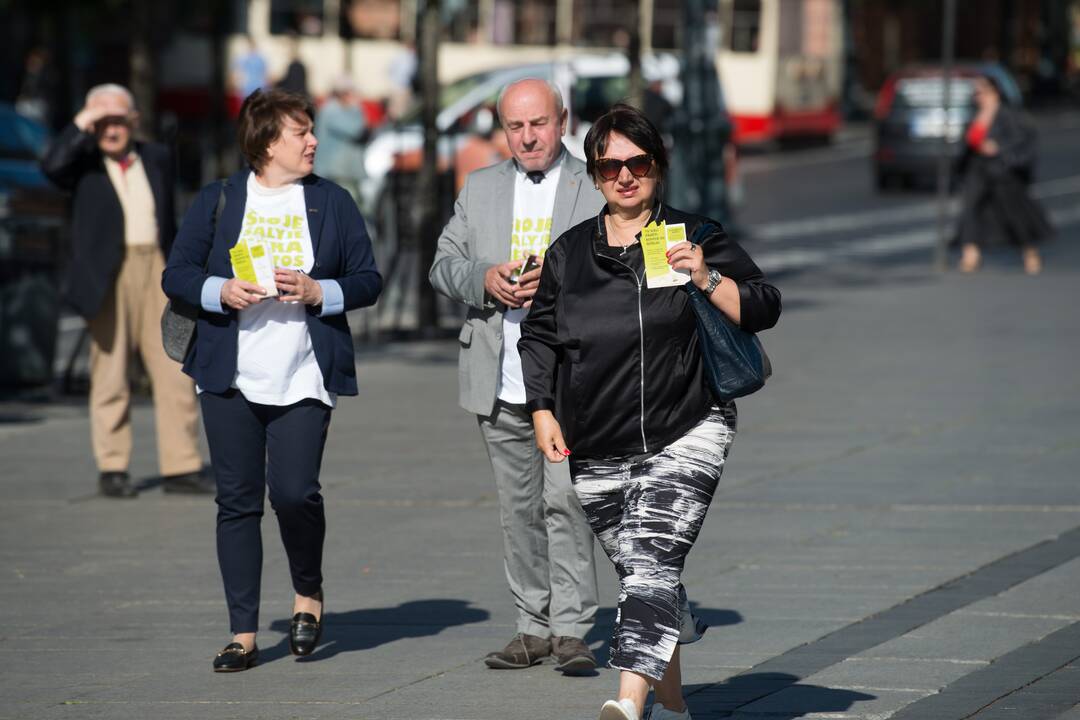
525;171;544;184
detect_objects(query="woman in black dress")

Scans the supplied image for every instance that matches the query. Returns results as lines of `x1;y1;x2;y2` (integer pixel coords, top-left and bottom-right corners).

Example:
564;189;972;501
956;74;1052;274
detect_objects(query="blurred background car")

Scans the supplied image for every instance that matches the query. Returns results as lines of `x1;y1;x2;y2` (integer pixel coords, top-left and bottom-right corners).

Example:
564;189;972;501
360;52;692;224
0;102;52;192
872;62;1023;191
0;102;67;389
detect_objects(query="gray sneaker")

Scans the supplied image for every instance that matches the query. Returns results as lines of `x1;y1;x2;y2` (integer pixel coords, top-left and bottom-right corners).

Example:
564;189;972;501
551;635;598;675
483;633;551;669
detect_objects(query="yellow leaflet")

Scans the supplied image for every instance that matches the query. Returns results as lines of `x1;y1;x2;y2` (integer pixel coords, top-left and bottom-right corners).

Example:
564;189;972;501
644;221;691;289
229;239;279;297
666;223;687;245
229;241;258;284
640;220;668;280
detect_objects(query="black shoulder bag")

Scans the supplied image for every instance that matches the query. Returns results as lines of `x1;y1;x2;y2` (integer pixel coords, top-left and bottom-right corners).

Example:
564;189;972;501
161;184;226;363
684;222;772;402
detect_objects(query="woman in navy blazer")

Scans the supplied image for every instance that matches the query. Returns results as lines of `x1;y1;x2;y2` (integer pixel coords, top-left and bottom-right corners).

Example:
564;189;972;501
163;89;381;671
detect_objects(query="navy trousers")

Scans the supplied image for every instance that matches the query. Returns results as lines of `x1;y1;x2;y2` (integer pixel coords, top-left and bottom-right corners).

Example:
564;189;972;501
200;389;331;634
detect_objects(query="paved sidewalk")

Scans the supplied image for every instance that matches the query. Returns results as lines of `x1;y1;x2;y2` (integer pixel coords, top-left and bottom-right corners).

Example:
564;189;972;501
2;237;1079;720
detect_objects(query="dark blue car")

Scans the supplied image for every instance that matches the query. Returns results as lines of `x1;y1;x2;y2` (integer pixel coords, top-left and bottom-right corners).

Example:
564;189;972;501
0;102;52;192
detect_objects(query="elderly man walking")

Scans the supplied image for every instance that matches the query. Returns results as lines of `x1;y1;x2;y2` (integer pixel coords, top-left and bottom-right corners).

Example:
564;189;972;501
42;84;209;498
430;78;604;673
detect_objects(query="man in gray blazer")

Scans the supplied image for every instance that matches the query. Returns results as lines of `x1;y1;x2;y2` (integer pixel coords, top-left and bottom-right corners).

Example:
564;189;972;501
430;78;604;673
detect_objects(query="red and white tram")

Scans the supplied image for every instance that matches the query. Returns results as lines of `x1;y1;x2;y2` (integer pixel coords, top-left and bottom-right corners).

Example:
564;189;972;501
717;0;844;144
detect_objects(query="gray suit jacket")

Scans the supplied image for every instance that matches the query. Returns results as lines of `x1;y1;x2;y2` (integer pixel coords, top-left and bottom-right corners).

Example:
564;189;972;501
429;149;604;416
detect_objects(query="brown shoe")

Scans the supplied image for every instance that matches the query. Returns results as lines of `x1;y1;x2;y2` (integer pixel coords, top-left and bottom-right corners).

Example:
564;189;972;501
483;633;551;669
551;636;598;675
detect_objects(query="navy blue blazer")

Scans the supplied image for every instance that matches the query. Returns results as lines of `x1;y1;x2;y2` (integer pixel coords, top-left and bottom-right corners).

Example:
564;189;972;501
162;169;382;397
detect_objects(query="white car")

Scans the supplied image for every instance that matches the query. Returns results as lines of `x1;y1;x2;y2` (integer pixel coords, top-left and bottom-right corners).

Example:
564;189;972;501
360;52;682;222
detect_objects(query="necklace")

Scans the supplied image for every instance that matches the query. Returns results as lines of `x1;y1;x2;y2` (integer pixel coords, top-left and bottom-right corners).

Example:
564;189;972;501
605;215;641;254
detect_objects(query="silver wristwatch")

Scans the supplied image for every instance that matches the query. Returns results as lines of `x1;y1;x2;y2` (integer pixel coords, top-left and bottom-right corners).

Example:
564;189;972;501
704;268;723;296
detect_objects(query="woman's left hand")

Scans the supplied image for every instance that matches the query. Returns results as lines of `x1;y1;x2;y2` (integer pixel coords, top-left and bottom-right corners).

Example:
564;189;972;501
275;268;324;306
666;241;709;290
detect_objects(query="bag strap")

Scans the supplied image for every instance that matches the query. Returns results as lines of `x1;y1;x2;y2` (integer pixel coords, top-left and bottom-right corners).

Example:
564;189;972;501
682;221;721;300
691;221;719;246
205;180;227;273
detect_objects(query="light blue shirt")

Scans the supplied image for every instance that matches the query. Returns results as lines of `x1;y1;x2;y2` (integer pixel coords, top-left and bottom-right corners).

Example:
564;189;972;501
201;276;343;317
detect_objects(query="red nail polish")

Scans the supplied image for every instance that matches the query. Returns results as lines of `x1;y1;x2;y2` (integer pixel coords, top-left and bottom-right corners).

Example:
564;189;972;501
562;449;571;456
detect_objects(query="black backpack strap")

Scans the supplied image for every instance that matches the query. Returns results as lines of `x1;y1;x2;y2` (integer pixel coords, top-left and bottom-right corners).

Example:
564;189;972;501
215;180;227;224
206;180;227;272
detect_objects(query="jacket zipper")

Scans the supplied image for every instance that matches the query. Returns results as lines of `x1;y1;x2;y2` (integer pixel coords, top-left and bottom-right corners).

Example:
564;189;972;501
593;204;661;453
606;255;648;453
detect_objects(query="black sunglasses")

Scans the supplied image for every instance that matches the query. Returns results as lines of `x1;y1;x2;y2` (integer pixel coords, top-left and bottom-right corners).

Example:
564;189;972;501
595;154;653;181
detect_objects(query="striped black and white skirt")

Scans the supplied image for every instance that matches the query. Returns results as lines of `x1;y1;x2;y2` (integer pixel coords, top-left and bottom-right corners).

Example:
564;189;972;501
569;402;737;681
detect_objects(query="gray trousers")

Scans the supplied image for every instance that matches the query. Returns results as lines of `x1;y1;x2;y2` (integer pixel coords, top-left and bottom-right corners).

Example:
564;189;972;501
478;401;598;639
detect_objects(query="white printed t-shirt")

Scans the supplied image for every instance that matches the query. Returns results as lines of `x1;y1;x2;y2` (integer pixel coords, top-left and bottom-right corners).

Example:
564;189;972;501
497;159;562;404
232;174;335;408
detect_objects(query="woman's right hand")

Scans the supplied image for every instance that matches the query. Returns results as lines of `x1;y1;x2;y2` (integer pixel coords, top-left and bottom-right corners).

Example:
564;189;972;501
533;410;571;463
220;278;268;310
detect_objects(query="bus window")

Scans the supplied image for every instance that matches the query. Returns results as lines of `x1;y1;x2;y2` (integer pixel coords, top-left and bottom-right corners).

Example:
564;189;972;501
778;0;801;56
729;0;761;53
270;0;325;36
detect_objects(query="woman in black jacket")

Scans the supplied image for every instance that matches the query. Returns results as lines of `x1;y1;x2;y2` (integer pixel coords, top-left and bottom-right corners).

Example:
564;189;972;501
519;104;781;720
956;74;1052;274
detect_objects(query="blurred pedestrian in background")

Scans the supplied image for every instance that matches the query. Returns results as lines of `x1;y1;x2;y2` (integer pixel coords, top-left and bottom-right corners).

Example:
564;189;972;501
386;39;417;121
15;46;56;127
275;34;309;99
453;106;510;193
519;103;781;720
162;88;382;671
40;84;210;499
956;74;1053;275
231;35;268;101
314;74;368;204
429;78;604;675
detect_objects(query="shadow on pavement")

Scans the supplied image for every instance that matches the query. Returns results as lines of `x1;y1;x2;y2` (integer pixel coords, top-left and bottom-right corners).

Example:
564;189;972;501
0;411;44;424
683;672;875;719
585;605;744;669
263;598;490;663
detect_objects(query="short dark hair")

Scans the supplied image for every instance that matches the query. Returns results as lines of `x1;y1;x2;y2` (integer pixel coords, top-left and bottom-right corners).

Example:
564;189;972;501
979;73;1011;105
583;103;668;182
236;88;315;172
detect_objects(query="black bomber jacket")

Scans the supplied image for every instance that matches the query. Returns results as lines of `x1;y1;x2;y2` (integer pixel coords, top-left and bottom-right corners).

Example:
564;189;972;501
519;203;782;460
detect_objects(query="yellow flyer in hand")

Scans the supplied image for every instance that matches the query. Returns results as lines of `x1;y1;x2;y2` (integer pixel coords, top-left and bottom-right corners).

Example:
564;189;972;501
229;239;278;297
643;221;692;288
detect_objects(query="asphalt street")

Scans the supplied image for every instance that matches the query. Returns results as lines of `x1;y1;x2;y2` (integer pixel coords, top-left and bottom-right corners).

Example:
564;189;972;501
3;112;1080;719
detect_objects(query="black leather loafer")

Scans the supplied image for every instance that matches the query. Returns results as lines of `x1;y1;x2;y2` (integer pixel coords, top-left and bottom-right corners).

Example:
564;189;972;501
212;642;258;672
289;591;323;656
99;471;137;498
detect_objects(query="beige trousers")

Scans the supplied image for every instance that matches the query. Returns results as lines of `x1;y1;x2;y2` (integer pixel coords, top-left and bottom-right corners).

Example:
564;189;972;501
88;245;202;476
